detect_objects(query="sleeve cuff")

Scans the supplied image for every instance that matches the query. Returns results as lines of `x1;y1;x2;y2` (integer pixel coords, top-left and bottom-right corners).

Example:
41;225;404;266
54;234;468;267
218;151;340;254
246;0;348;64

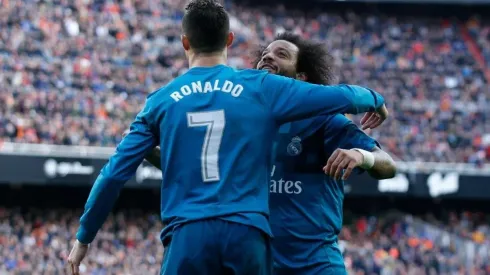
76;226;96;245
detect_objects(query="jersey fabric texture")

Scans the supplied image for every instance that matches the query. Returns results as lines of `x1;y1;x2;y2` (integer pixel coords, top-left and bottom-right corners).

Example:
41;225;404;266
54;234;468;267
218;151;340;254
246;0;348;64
270;114;379;275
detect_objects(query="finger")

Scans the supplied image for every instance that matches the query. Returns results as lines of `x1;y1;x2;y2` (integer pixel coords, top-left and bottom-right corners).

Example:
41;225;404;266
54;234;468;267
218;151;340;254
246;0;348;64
369;117;383;129
334;159;350;180
73;264;80;275
360;113;374;126
324;149;340;174
365;114;379;127
366;117;380;129
372;115;386;129
361;115;377;130
362;114;379;130
327;152;343;176
328;154;344;178
360;113;372;125
70;263;76;275
342;163;356;181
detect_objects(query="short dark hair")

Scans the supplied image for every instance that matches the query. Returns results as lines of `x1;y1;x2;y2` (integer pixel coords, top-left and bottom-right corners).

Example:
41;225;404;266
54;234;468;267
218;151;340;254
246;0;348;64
252;32;336;85
182;0;230;54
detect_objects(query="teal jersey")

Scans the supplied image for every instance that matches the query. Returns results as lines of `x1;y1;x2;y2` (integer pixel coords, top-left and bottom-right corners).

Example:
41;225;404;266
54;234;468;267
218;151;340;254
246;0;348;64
270;114;379;269
76;65;384;244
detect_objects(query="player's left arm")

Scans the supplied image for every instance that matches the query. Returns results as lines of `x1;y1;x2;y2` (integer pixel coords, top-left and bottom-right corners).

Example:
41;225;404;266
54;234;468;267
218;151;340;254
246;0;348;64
323;114;396;180
76;98;159;245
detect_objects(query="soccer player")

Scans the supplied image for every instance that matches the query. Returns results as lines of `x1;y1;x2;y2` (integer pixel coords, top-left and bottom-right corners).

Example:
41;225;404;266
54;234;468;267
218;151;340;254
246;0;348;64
67;1;389;274
254;33;397;275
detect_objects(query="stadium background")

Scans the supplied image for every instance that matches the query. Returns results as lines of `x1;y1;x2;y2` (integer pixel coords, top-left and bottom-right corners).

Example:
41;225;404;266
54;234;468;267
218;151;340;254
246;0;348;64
1;0;490;274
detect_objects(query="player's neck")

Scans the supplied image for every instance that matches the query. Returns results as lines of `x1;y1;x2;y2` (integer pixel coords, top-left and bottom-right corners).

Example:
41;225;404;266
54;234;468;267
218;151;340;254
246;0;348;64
188;52;227;69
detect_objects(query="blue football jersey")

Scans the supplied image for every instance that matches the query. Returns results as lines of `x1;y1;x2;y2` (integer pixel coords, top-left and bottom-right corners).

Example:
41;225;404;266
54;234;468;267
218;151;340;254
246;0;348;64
269;114;379;269
76;65;385;244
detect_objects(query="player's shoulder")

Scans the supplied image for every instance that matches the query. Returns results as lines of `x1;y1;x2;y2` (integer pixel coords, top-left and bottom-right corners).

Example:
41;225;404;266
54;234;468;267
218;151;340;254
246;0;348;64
146;86;165;100
235;68;267;76
226;69;281;98
145;73;192;100
236;68;297;82
143;84;171;105
232;68;270;82
235;69;298;96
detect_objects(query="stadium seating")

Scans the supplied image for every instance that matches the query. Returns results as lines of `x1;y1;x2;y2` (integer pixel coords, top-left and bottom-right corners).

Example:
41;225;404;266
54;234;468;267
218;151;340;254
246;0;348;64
0;208;163;274
1;207;489;274
0;1;488;163
340;211;490;274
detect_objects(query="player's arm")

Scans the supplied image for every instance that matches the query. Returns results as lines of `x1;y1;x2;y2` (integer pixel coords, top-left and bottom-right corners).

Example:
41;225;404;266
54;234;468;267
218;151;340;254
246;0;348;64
322;114;396;180
261;73;387;125
365;147;397;179
76;99;159;245
123;130;162;170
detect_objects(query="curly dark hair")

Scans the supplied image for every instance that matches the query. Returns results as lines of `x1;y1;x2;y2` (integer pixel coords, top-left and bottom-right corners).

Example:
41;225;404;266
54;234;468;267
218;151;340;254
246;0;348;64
182;0;229;54
251;32;336;85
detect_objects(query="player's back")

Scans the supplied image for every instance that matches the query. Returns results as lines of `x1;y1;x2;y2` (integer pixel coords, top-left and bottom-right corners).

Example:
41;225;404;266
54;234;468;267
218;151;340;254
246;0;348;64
144;64;385;243
151;64;277;240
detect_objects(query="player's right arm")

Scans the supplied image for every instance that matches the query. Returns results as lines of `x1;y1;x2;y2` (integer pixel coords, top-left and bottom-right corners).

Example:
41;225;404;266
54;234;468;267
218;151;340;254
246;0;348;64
260;73;386;124
322;114;396;180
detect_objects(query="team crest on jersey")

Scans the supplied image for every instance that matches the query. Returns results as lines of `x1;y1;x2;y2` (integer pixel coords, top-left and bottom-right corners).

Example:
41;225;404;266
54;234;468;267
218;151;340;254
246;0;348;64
287;136;302;156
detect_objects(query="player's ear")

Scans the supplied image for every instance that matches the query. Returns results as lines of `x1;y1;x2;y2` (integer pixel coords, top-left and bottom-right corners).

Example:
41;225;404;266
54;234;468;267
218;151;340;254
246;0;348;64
226;32;234;47
181;35;191;51
296;72;307;82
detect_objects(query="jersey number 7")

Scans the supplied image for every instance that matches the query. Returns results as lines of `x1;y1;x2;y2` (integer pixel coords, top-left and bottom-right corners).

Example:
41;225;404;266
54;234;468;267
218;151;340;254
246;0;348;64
187;110;225;182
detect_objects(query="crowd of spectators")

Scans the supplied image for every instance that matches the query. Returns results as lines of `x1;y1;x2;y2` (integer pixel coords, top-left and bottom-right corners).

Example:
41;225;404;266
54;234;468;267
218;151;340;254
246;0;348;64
0;1;489;164
0;208;164;275
1;207;489;274
341;212;490;274
468;16;490;69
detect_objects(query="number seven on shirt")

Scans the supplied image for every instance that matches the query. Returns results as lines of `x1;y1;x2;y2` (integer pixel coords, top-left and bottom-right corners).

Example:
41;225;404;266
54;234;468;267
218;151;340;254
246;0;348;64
187;110;226;182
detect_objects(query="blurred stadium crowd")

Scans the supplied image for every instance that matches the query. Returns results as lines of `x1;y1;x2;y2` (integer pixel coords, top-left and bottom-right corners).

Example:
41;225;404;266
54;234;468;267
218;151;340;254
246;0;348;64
1;207;489;274
1;0;490;274
0;0;489;163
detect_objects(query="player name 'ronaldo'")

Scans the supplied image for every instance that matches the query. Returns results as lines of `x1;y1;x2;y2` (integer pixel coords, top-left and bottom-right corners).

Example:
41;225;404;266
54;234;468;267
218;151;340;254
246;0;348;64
170;80;244;102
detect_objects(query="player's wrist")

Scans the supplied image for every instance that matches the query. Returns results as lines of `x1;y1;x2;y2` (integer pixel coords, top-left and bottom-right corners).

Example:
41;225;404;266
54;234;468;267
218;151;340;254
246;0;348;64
351;148;375;169
76;239;90;246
